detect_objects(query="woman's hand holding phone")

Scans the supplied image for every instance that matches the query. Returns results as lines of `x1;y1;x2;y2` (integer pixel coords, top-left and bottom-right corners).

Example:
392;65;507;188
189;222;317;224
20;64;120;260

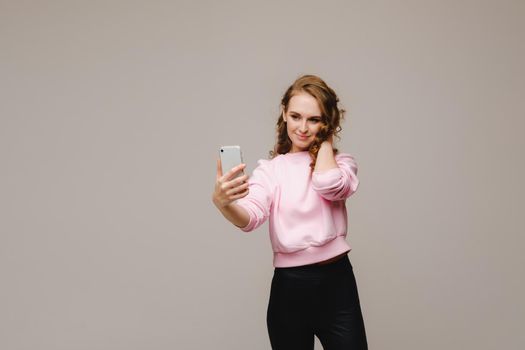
212;158;249;209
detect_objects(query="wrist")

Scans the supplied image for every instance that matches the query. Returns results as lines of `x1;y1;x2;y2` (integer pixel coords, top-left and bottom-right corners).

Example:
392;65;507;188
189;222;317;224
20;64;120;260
320;140;333;149
212;196;223;209
215;199;232;211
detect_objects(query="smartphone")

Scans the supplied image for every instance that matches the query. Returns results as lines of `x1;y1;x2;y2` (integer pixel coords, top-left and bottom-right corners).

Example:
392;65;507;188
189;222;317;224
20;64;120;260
219;145;244;179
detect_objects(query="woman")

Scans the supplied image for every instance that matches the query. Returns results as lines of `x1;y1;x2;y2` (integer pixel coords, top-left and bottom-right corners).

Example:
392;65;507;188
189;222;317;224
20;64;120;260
212;75;368;349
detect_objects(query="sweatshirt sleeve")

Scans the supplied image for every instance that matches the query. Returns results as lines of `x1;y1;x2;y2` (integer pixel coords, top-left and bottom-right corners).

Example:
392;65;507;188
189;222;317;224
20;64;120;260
311;153;359;201
235;159;275;232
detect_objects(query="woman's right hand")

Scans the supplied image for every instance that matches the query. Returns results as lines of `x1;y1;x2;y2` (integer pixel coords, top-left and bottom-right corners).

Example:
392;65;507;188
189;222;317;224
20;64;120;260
212;158;249;209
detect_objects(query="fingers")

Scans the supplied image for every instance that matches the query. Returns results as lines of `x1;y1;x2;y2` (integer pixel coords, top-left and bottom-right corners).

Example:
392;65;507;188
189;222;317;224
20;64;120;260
226;174;249;188
222;163;246;182
229;186;249;200
225;180;249;196
215;160;249;206
221;174;248;194
214;172;249;207
234;173;249;184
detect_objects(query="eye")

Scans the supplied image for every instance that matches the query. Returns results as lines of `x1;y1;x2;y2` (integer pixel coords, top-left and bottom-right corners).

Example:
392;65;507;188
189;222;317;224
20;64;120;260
310;119;320;123
291;115;300;120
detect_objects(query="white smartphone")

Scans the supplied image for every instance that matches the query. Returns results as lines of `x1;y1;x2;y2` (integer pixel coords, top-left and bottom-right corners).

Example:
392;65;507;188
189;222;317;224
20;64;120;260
219;145;244;179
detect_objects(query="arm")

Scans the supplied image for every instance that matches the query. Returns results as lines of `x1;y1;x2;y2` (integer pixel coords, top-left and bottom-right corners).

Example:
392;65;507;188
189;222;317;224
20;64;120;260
314;140;338;172
214;202;251;229
311;146;359;201
235;159;275;232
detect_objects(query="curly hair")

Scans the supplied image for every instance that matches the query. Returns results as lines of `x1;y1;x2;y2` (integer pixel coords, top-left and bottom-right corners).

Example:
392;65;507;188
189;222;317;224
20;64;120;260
268;74;346;172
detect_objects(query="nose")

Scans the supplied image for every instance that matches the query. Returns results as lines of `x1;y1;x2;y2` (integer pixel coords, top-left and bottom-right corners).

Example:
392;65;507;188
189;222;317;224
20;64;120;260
299;120;308;133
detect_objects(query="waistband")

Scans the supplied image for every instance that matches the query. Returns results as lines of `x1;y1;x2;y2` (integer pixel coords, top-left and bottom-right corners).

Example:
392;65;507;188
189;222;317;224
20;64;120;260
273;235;352;268
274;252;352;275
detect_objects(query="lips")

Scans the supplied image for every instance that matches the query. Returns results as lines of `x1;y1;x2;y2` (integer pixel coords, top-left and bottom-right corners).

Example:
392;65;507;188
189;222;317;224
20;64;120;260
296;134;309;140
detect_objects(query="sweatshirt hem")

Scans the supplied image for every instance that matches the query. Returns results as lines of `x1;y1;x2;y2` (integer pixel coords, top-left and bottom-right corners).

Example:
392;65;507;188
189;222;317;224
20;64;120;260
273;235;352;268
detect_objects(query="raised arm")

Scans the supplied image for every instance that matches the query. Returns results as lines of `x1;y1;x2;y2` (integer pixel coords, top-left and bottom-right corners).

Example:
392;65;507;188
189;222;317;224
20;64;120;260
311;152;359;201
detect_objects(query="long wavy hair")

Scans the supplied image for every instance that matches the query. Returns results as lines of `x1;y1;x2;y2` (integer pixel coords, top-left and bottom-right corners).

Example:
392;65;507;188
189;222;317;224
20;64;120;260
268;74;346;172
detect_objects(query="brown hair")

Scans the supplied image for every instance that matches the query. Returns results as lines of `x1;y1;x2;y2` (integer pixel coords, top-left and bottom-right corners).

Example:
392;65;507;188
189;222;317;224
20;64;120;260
268;74;346;172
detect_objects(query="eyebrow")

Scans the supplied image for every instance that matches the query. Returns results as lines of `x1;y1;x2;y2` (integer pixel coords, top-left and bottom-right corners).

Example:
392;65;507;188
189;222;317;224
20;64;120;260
289;111;322;118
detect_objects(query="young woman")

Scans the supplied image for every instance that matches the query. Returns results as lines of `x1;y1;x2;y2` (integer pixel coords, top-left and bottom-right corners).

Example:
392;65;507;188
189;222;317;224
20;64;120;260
212;75;368;349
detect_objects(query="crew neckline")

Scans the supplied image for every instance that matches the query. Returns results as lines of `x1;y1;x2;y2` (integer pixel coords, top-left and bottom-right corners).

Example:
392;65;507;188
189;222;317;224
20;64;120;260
284;151;309;156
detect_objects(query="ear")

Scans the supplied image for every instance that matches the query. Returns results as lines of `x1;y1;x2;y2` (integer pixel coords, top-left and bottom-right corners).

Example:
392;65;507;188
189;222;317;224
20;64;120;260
280;105;286;123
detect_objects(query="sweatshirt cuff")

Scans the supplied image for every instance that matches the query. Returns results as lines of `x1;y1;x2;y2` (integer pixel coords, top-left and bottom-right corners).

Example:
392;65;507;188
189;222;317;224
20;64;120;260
235;201;257;232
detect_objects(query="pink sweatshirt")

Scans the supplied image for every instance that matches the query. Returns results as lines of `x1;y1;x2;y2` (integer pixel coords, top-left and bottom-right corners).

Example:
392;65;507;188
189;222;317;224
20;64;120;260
235;150;359;267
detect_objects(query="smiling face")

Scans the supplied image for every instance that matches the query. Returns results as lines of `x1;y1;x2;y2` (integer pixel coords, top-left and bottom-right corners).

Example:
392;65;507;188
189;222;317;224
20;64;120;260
282;92;323;153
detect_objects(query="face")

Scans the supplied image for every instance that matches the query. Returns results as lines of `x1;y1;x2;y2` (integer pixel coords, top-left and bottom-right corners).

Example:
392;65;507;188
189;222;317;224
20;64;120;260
282;92;323;153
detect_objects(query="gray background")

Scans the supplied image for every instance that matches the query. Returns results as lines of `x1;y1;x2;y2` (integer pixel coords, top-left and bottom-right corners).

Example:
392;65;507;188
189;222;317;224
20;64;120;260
1;0;524;349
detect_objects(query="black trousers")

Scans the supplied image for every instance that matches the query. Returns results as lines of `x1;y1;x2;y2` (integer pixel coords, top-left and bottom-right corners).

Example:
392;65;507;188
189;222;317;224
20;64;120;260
267;254;368;350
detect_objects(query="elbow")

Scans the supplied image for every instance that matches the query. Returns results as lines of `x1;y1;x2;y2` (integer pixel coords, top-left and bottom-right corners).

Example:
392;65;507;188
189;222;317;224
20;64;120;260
315;177;359;201
236;206;266;232
312;155;359;201
236;207;256;232
235;218;252;232
237;220;255;232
